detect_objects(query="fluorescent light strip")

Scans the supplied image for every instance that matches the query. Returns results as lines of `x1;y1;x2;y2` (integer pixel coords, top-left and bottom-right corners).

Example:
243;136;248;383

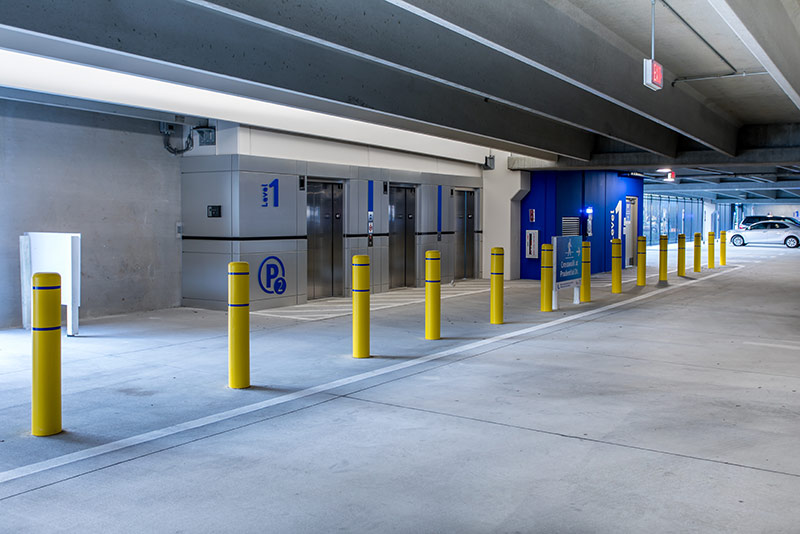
0;47;487;163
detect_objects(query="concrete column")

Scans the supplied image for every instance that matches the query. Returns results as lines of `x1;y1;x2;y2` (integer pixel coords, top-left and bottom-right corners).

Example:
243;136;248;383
481;152;532;280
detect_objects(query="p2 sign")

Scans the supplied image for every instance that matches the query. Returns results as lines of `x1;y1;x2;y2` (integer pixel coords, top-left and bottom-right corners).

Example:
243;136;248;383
258;256;287;295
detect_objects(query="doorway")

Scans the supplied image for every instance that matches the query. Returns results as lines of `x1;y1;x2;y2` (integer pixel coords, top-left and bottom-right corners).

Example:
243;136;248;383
454;190;476;279
389;186;416;288
307;181;344;299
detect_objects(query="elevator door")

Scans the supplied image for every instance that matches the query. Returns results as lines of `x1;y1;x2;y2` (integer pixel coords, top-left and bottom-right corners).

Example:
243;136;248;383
455;190;476;279
389;186;416;288
307;181;344;299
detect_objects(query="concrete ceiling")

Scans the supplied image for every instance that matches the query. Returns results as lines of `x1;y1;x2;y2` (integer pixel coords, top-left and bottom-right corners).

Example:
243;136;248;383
0;0;798;169
564;0;800;123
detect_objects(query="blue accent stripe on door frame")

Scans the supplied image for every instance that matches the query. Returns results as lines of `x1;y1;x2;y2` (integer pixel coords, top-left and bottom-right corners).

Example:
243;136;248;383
437;185;442;233
368;180;374;212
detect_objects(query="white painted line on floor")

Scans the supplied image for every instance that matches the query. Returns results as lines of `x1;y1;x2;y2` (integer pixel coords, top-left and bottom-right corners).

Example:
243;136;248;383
742;341;800;351
0;265;744;486
253;286;497;321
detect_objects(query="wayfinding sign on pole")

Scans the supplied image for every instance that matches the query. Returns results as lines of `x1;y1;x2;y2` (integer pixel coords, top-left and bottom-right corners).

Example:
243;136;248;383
552;235;582;310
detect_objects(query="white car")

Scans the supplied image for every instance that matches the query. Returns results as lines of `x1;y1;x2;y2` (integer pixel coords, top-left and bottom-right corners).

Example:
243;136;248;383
729;221;800;248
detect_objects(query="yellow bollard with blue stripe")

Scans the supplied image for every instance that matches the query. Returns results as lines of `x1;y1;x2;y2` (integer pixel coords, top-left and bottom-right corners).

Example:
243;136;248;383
636;236;646;286
678;234;686;277
580;242;591;302
611;239;622;294
32;272;62;436
228;262;250;389
659;235;668;282
425;250;441;339
720;231;727;266
490;247;504;324
694;232;702;273
708;232;716;269
540;244;553;312
352;255;371;358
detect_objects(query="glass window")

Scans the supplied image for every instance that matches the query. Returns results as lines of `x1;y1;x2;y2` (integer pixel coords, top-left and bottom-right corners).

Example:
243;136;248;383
749;222;769;230
774;223;788;229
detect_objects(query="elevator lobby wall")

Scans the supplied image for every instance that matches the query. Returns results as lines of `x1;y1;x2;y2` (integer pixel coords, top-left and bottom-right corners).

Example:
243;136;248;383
520;171;643;280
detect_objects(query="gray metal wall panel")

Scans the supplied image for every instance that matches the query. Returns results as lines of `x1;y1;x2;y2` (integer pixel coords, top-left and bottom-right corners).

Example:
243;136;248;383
238;173;300;237
181;240;232;254
180;155;479;310
236;154;298;175
307;162;357;180
181;155;233;174
182;252;229;302
181;171;233;237
417;184;438;234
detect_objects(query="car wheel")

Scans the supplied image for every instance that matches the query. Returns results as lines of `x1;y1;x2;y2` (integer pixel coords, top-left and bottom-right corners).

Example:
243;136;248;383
731;235;745;246
785;236;800;248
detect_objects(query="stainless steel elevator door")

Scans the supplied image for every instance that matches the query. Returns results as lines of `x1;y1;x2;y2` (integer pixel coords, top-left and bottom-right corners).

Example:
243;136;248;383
307;181;344;299
455;190;476;279
389;186;416;288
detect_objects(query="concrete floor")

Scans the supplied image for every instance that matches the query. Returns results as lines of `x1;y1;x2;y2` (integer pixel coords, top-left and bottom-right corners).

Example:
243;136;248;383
1;243;799;533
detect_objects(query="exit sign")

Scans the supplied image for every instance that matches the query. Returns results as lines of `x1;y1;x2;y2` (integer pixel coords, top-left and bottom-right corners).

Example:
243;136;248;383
643;59;663;91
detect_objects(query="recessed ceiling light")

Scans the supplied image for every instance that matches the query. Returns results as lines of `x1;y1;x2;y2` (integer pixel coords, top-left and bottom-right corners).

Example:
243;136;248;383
657;168;672;173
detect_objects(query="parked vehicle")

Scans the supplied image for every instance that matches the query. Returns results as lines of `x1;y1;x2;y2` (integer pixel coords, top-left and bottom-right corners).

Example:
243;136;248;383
729;221;800;248
736;215;800;229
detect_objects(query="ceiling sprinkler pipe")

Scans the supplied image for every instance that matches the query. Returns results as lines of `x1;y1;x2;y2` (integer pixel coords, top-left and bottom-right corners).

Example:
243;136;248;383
672;71;769;85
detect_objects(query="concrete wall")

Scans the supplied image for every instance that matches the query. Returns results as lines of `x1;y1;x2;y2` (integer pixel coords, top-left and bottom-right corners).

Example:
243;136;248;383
0;101;181;328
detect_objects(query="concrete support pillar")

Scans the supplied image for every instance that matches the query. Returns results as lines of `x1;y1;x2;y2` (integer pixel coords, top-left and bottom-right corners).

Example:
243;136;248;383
481;152;532;281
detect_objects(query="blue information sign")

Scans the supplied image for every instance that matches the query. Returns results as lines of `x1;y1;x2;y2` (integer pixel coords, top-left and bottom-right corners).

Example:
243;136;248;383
552;236;583;290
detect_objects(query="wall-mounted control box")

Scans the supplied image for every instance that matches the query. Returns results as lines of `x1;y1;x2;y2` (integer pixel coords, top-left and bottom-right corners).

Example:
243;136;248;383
207;205;222;218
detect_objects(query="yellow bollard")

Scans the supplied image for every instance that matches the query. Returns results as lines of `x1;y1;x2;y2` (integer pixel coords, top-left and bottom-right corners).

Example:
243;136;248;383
228;262;250;389
636;236;646;286
580;242;591;302
708;232;715;269
352;255;371;358
425;250;441;339
678;234;686;277
540;244;553;312
490;247;504;324
720;231;727;266
32;272;62;436
611;239;622;294
694;232;701;273
659;235;668;282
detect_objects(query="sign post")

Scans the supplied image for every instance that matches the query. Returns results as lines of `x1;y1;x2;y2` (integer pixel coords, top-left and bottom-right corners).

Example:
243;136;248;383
552;236;583;310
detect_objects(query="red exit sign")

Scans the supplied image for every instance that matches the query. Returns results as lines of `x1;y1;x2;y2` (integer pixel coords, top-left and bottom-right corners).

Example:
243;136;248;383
643;59;663;91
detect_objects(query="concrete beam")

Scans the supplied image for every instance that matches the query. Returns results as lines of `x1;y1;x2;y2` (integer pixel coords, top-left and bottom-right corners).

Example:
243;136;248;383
708;0;800;112
0;6;593;160
190;0;680;157
511;148;800;170
715;197;800;204
645;180;800;193
397;0;738;155
745;189;778;199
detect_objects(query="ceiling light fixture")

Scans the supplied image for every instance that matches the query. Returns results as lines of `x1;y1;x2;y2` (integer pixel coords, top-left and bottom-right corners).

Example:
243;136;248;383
0;48;488;164
656;168;672;173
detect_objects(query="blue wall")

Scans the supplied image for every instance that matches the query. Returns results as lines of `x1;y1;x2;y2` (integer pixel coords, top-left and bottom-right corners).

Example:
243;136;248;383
521;170;643;279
